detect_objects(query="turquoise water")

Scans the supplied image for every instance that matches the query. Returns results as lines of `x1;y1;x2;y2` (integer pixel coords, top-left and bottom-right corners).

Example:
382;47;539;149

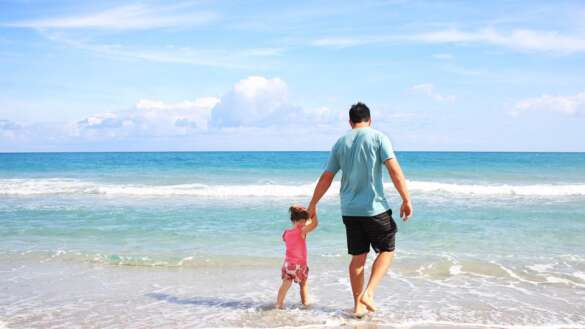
1;152;585;328
2;151;585;183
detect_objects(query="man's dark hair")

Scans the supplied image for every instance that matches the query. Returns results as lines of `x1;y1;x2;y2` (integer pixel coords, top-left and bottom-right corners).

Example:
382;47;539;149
349;102;371;124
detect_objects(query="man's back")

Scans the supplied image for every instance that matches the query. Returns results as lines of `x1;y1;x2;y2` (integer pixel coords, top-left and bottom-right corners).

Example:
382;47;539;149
326;127;395;216
308;102;412;317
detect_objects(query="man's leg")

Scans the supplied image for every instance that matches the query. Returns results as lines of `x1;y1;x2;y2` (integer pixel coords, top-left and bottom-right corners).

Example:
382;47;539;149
349;253;368;315
360;250;394;311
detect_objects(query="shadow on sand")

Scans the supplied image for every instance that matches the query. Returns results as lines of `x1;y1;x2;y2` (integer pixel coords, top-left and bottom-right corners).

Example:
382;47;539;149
145;292;343;314
146;293;268;310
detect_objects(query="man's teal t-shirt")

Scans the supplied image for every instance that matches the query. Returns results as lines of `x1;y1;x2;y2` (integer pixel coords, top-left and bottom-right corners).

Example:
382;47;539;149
325;127;395;216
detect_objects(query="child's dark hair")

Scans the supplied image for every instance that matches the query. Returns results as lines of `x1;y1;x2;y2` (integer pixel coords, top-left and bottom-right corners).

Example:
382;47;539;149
289;206;310;222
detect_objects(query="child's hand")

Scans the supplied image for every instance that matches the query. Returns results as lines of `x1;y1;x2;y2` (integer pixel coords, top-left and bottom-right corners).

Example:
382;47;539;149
302;207;319;236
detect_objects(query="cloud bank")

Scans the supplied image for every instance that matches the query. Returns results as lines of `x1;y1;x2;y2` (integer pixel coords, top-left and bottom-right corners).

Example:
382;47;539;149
2;4;218;30
211;76;301;127
313;28;585;54
0;119;22;139
410;83;456;103
413;29;585;54
1;76;345;151
72;96;220;140
513;91;585;116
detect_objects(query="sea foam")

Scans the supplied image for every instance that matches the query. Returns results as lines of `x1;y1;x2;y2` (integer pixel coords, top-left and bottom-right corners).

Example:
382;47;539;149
1;178;585;197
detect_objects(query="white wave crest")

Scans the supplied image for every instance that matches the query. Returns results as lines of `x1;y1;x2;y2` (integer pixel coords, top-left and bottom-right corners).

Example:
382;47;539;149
0;178;319;197
1;178;584;198
409;181;585;196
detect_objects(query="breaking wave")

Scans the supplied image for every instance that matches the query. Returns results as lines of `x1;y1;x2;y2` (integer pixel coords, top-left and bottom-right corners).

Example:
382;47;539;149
1;178;585;198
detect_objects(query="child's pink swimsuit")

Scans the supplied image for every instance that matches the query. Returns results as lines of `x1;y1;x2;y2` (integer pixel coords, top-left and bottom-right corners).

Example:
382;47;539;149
281;226;309;283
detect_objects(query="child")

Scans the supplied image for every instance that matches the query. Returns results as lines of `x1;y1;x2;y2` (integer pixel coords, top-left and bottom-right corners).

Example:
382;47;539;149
275;205;318;309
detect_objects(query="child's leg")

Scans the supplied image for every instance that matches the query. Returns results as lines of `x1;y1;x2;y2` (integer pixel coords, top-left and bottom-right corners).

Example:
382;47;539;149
276;279;293;309
299;279;309;305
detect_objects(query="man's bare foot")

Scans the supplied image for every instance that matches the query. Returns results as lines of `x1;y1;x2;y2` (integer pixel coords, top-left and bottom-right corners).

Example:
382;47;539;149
274;303;284;310
360;291;377;312
352;300;368;318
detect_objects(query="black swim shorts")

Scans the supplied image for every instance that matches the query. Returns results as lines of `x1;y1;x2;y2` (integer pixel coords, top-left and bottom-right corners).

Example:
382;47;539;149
342;209;397;255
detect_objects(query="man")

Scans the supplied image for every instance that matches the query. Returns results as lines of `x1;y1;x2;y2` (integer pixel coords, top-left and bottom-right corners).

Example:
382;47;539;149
308;102;412;317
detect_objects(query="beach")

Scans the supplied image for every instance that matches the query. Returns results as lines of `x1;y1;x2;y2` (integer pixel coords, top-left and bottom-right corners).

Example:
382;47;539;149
1;152;584;328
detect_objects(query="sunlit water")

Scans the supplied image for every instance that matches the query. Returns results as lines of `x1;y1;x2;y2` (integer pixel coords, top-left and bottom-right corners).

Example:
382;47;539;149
1;152;584;328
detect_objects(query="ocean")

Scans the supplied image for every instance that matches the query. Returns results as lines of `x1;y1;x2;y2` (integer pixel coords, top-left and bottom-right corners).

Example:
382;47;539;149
1;151;584;328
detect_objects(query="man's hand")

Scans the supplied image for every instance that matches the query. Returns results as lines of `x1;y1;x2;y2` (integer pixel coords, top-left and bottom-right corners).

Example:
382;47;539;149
385;158;412;221
400;200;413;221
307;203;317;220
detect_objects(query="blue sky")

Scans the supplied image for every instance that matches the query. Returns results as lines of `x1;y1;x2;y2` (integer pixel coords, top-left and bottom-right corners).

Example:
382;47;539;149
0;0;584;152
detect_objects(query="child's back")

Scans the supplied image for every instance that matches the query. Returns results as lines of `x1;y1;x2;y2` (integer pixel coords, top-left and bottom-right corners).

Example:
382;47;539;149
275;205;318;309
283;226;307;265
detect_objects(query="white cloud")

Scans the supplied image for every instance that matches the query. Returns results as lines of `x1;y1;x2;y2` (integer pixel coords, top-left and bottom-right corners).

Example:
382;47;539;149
313;28;585;54
138;97;220;130
73;96;220;139
136;98;220;111
72;76;327;140
513;91;585;116
0;119;22;139
1;77;344;150
68;77;406;141
210;76;303;127
41;32;278;69
77;112;122;128
303;106;338;124
6;6;278;69
410;83;456;103
0;119;21;131
412;28;585;53
2;4;217;30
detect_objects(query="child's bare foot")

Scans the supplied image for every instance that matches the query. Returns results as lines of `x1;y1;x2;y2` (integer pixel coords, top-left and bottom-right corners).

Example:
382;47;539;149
352;300;368;318
360;291;377;312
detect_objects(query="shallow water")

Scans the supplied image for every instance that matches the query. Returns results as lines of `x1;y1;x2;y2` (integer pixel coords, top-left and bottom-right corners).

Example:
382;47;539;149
1;152;584;328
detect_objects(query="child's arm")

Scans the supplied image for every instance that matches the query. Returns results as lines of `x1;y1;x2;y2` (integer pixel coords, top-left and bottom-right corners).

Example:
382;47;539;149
301;213;319;237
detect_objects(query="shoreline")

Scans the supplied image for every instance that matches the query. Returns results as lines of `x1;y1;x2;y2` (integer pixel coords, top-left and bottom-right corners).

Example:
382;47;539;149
2;258;584;329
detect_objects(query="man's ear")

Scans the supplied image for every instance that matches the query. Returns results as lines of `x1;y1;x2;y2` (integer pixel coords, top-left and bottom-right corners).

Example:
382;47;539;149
349;120;354;128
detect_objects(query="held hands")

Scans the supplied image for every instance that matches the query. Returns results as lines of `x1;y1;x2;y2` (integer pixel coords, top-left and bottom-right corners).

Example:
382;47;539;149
400;200;413;221
307;202;317;220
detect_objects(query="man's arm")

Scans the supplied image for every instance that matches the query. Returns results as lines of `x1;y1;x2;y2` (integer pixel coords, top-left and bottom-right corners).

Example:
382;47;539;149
307;171;335;219
384;158;413;221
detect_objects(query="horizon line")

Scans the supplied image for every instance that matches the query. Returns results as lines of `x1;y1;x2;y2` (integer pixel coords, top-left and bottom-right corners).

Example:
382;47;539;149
1;150;585;154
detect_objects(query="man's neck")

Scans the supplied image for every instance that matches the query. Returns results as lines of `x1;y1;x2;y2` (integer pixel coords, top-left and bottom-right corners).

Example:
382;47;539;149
352;122;370;129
